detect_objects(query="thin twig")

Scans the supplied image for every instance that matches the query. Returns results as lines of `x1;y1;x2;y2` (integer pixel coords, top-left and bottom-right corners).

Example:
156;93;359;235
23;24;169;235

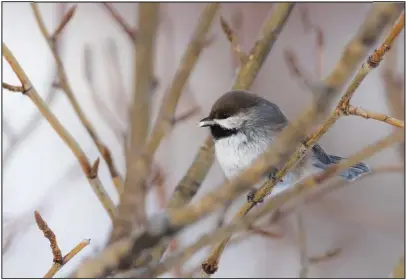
31;3;124;194
346;105;404;128
83;44;125;144
104;38;130;125
44;239;91;278
300;5;325;78
2;82;24;92
248;226;284;239
309;247;341;264
49;5;77;42
102;3;136;41
34;211;63;264
220;15;247;64
172;105;201;124
2;43;115;220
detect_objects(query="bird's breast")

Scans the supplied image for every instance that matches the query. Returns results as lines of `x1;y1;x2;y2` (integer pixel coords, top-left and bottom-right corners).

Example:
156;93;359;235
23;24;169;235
214;133;271;179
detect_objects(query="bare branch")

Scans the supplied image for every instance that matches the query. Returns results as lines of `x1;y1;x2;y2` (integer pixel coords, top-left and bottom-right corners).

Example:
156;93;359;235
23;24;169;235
110;130;403;278
83;44;125;143
111;3;219;243
45;239;91;278
220;15;247;65
309;247;341;264
31;3;124;194
49;5;77;41
203;3;403;274
110;3;161;242
2;42;116;220
2;82;24;92
102;3;137;41
34;211;63;264
346;105;404;128
300;5;325;77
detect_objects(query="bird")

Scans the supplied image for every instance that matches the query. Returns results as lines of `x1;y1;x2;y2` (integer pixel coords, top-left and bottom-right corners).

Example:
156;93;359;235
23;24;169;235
199;90;370;203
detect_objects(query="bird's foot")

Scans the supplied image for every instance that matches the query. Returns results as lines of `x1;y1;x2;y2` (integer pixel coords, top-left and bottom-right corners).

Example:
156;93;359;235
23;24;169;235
268;167;282;182
247;188;264;204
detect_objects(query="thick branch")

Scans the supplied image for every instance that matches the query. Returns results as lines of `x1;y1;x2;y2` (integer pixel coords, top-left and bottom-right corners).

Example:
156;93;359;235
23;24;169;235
129;3;160;157
110;3;219;243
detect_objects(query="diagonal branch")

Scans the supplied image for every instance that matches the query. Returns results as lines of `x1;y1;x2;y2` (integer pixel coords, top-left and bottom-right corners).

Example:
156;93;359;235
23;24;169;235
44;239;90;278
220;15;247;65
83;44;125;143
2;43;116;220
3;3;68;167
102;3;137;41
113;130;403;278
202;3;404;275
30;3;124;194
34;211;90;278
49;5;77;42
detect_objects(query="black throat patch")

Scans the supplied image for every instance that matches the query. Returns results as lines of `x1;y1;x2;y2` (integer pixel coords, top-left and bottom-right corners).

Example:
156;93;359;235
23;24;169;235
209;124;238;140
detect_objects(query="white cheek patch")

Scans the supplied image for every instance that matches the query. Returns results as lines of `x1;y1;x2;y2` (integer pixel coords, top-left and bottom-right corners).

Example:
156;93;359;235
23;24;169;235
214;115;245;129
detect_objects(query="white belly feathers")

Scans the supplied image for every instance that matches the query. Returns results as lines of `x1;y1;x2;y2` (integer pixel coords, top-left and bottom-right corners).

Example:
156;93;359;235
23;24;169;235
214;132;271;179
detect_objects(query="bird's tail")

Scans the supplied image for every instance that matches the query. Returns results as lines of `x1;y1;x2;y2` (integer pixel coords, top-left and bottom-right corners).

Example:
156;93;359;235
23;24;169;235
327;155;371;181
311;144;371;182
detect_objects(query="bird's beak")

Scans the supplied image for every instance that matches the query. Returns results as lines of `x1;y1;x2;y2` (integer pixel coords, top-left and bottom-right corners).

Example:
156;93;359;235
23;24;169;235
199;117;216;127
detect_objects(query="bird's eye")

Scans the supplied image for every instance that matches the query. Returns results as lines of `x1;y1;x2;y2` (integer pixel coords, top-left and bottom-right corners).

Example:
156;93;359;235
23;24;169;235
218;112;229;119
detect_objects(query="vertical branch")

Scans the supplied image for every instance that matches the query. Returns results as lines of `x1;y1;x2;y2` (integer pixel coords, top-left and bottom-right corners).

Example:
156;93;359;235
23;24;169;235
110;3;161;242
34;211;63;264
296;206;309;278
129;3;159;154
110;3;219;244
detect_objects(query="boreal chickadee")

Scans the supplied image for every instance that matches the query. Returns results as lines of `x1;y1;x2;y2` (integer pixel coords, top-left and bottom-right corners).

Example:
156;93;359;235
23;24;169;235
199;90;370;202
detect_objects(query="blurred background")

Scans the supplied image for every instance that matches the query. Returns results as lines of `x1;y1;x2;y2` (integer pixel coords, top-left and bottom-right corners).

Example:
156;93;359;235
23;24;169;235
2;2;404;278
